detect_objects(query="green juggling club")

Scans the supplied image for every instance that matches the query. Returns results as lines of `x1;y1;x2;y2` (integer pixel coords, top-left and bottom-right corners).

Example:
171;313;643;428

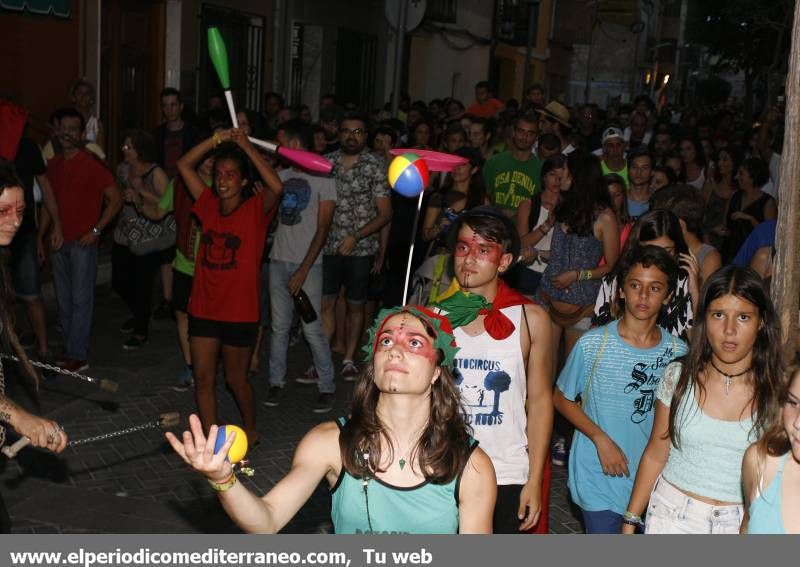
208;27;239;128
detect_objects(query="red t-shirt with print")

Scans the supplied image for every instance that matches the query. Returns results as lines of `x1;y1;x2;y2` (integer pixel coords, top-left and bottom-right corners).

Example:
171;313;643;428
189;188;275;322
47;150;114;242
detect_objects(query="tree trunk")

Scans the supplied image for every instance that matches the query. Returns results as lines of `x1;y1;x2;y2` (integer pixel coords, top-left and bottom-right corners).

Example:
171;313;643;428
771;0;800;364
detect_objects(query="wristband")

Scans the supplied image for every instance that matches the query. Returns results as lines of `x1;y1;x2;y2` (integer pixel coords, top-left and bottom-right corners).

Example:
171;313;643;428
622;511;644;528
212;132;222;147
208;472;237;492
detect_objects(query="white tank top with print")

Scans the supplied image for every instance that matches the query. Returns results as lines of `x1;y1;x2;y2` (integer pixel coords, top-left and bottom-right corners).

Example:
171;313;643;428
450;305;529;485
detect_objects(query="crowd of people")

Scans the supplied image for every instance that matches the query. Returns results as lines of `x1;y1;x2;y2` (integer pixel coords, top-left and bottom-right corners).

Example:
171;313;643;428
0;76;798;534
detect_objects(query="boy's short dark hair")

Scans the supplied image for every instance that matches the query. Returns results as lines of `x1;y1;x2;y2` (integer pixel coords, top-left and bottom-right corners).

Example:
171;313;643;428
340;109;368;129
444;121;467;138
627;146;654;169
160;87;182;103
373;125;397;146
669;192;706;239
448;206;520;260
279;119;314;150
54;106;86;132
615;245;679;314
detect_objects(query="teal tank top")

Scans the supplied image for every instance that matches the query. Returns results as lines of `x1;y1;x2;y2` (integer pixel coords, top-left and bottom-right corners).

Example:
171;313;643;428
330;418;476;534
747;453;789;534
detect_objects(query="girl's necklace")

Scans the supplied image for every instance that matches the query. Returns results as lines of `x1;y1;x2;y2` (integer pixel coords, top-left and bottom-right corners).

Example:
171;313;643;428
710;360;751;395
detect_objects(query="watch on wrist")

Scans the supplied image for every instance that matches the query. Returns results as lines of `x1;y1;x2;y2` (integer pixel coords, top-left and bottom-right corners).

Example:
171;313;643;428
91;227;102;236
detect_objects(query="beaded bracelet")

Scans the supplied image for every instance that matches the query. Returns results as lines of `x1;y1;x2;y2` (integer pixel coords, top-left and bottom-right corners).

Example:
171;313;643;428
622;511;644;528
208;472;237;492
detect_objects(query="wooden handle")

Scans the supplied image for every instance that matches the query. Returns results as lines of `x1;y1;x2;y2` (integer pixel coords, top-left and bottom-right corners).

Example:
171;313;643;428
158;412;181;428
1;436;31;459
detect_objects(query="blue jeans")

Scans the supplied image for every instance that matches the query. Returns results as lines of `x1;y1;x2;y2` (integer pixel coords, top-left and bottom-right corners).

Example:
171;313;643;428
269;261;334;394
581;509;623;534
51;242;98;361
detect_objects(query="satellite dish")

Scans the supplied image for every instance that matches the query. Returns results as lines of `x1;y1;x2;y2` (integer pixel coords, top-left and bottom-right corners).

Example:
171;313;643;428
385;0;427;32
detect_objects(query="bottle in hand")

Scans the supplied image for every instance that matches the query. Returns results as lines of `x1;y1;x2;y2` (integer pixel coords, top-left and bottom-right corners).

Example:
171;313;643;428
293;289;317;323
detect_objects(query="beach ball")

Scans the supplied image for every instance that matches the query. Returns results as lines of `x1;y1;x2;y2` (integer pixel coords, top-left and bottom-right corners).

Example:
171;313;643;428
388;153;429;197
214;424;248;463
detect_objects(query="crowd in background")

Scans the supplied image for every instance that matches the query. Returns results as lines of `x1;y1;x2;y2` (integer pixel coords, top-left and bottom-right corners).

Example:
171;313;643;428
0;74;797;535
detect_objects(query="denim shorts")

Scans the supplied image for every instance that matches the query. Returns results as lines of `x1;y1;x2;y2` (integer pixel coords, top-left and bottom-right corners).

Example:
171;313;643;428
322;254;373;304
10;231;40;299
645;475;744;534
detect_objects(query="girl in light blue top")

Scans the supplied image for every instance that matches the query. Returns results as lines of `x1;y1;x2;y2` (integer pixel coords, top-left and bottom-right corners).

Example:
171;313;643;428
742;365;800;534
622;266;783;534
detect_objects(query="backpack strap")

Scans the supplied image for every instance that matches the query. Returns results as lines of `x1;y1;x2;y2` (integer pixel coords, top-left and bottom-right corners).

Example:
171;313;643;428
581;325;610;410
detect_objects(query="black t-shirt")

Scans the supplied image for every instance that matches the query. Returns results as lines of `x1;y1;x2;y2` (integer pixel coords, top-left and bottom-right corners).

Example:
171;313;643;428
13;138;46;233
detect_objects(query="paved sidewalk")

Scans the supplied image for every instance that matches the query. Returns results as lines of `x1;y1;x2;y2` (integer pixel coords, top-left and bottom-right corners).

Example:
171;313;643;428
1;283;583;534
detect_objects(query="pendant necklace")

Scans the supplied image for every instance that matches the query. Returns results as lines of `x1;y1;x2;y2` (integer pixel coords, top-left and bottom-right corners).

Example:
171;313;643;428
710;360;751;395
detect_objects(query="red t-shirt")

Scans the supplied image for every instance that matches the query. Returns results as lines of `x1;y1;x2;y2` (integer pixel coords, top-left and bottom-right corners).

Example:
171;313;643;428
466;98;505;119
189;188;275;322
47;150;114;242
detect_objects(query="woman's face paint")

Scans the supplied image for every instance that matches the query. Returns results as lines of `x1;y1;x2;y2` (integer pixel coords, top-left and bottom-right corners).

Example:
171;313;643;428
375;314;438;363
373;313;440;394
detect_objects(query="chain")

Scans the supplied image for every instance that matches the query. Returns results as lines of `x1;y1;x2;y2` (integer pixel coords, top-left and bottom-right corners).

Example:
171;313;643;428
0;353;101;385
69;421;160;447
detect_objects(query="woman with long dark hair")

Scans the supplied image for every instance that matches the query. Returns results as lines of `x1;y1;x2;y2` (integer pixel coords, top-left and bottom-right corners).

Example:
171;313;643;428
537;153;619;360
514;154;566;296
166;306;496;533
702;146;742;250
621;267;783;534
0;163;68;532
677;136;707;190
593;209;698;341
721;157;777;264
177;129;282;444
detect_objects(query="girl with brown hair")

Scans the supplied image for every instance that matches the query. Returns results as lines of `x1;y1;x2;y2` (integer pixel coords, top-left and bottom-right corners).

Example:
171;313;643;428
167;306;496;533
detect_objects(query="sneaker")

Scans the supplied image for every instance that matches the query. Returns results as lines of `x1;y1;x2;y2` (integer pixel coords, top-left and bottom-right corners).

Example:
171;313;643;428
119;318;136;334
341;360;359;382
170;366;194;392
551;438;567;467
57;358;89;373
123;336;147;350
296;366;318;385
152;300;174;320
312;392;335;414
263;386;284;407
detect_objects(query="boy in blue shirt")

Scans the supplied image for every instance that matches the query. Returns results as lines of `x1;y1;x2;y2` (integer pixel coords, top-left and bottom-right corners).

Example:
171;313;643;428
554;245;688;533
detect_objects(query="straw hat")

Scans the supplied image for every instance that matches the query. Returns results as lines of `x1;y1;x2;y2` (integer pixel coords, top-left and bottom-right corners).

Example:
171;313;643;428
536;101;572;128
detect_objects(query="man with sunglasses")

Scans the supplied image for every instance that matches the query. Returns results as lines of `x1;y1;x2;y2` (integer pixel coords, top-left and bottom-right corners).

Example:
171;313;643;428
482;114;543;220
320;111;392;381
